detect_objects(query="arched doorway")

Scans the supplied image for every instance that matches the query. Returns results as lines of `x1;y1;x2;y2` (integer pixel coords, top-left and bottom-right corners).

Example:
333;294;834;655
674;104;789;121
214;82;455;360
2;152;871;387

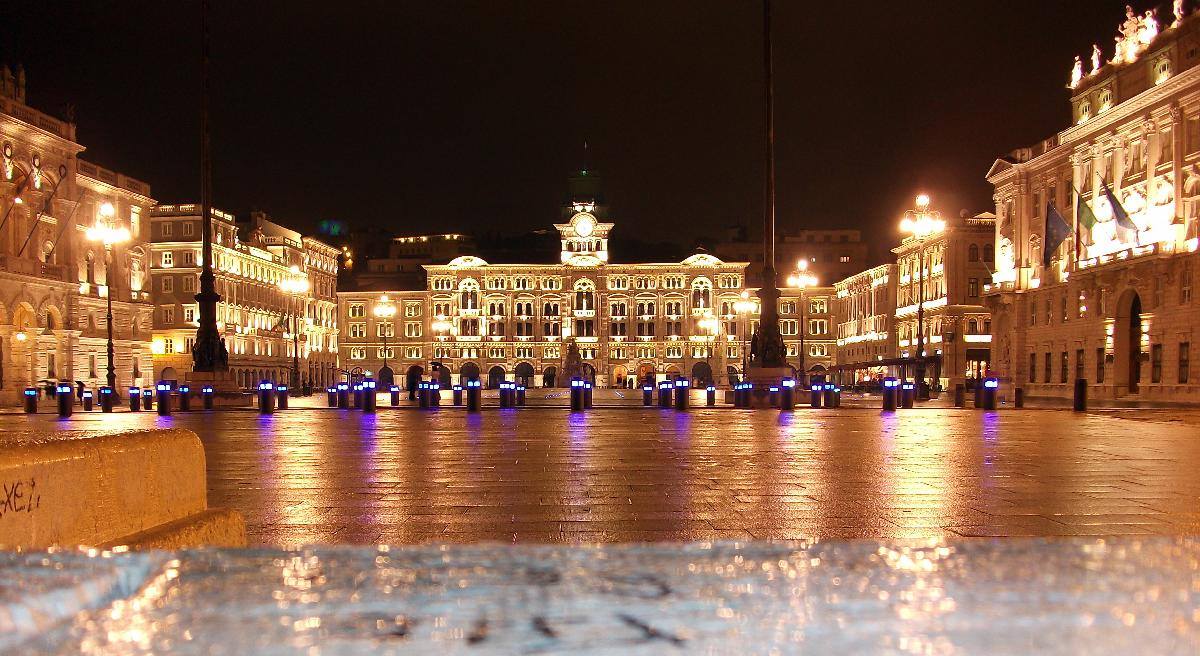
611;364;628;388
405;365;423;392
690;361;713;386
437;365;452;386
635;362;656;386
460;362;481;384
1114;289;1143;394
514;362;535;388
727;365;741;386
542;366;557;387
161;366;178;383
488;365;505;388
808;363;827;385
378;365;394;389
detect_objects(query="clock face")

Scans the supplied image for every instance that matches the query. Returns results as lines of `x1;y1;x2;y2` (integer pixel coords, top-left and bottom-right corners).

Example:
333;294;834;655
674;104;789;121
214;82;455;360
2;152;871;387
575;215;595;237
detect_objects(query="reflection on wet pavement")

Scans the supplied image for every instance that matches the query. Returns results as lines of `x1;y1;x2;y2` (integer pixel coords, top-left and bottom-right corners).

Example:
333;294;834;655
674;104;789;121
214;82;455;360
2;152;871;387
9;405;1200;546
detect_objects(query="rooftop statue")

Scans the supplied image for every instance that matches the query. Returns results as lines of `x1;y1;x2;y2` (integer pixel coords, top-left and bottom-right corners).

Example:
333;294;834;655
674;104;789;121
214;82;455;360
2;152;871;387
1070;56;1083;89
1091;44;1102;74
1175;0;1186;28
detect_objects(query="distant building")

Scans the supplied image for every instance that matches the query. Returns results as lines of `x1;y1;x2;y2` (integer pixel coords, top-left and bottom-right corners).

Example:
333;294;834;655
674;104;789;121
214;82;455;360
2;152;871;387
149;206;339;389
833;264;897;382
1;69;156;404
985;6;1200;402
351;232;475;291
715;227;870;287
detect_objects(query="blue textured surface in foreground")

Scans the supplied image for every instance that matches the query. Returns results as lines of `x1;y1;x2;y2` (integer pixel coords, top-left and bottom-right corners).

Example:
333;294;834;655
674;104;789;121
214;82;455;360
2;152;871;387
3;538;1199;654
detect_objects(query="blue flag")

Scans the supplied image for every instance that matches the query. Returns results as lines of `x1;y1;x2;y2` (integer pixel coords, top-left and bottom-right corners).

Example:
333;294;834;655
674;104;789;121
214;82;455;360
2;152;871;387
1044;201;1072;267
1100;179;1138;242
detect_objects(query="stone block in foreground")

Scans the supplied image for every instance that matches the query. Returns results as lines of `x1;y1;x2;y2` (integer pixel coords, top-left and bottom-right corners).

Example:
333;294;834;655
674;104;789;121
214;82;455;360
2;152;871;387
0;429;245;549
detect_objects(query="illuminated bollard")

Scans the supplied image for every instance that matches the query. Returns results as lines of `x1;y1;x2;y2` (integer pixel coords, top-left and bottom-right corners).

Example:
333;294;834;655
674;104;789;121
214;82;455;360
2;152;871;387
810;384;822;409
466;379;481;412
833;386;842;407
178;385;191;412
156;382;172;416
129;387;141;412
100;386;114;413
780;378;795;411
23;387;38;413
982;377;999;411
258;380;275;414
353;384;363;409
658;381;672;408
643;385;653;406
954;383;965;408
429;382;441;407
336;382;349;409
142;387;154;410
1073;378;1087;412
570;377;584;411
882;377;898;412
823;383;836;408
57;383;73;418
733;383;744;408
901;382;915;409
390;385;401;406
516;385;526;406
418;382;429;409
82;390;94;411
453;385;463;406
202;385;214;410
276;385;289;410
498;382;510;409
327;386;338;407
674;378;689;411
362;379;377;413
584;382;593;409
769;386;780;408
706;385;716;407
1015;387;1025;408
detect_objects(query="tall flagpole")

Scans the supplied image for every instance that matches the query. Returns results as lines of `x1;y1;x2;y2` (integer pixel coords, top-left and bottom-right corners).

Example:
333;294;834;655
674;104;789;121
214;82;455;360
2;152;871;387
750;0;786;372
192;0;227;373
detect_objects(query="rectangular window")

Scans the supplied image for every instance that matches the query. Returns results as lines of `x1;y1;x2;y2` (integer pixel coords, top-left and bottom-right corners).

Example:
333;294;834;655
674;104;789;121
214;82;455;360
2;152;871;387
161;222;173;237
405;322;421;338
1029;352;1037;383
405;347;422;359
163;337;174;354
182;275;195;292
1151;344;1163;383
1075;349;1084;382
809;319;828;335
1182;268;1193;304
184;307;196;323
182;221;194;236
161;252;173;267
968;278;978;298
1180;342;1191;384
1044;352;1051;383
183;250;195;265
1096;347;1106;384
349;347;366;360
376;322;394;337
349;323;366;338
1060;351;1068;384
348;303;365;318
161;276;173;293
780;320;798;335
162;306;174;324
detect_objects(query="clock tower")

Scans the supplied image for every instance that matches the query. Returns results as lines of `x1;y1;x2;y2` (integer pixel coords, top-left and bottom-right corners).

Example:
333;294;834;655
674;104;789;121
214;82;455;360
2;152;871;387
555;168;613;266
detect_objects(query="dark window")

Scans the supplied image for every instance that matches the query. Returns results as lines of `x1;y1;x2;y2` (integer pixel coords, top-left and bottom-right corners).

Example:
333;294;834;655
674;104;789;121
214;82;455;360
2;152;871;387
1044;352;1051;383
1029;352;1037;384
1096;347;1106;383
983;244;994;262
1075;349;1085;382
1180;342;1191;384
968;244;980;262
1151;344;1163;383
1060;352;1069;384
968;278;979;297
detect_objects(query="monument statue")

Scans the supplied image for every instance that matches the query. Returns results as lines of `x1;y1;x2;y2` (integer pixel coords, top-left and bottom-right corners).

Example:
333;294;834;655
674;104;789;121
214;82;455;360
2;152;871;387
561;340;583;386
1091;44;1102;74
1070;56;1083;88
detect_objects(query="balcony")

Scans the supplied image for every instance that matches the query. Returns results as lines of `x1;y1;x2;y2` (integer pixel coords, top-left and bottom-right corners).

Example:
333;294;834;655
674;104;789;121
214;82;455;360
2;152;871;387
0;254;69;282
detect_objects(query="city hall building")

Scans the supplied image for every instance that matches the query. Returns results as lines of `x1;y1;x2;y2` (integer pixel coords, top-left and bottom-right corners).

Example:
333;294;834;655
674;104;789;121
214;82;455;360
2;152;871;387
337;185;836;389
985;6;1200;402
1;69;157;404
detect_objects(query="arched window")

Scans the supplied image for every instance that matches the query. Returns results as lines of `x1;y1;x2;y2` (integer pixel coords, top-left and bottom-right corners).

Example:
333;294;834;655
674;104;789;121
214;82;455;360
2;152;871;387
691;278;712;309
458;279;479;310
968;318;978;334
968;244;980;262
573;280;595;311
983;243;995;263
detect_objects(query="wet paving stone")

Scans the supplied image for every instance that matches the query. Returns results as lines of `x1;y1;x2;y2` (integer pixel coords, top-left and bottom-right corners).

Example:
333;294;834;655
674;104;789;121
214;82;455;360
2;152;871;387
8;404;1200;546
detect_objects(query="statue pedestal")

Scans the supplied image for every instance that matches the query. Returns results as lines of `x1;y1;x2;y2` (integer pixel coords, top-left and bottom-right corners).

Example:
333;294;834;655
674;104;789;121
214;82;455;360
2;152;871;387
745;366;794;408
184;371;251;407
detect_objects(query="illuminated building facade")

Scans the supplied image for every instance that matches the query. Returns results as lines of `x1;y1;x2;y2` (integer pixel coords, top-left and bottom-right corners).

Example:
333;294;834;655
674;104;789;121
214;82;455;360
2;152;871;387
351;232;475;291
715;227;870;287
986;6;1200;401
337;191;836;388
1;70;155;404
833;264;897;382
149;206;339;389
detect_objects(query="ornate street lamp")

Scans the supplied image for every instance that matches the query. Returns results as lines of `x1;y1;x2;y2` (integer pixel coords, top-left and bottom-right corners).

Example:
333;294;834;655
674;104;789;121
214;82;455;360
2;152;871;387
900;193;945;400
278;266;310;390
734;291;757;380
786;260;818;386
86;202;130;394
373;295;396;384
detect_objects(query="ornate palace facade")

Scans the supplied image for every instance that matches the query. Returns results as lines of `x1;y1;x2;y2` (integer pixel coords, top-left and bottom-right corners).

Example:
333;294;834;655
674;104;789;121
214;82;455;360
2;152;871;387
986;5;1200;402
337;198;836;388
150;206;340;389
1;70;155;404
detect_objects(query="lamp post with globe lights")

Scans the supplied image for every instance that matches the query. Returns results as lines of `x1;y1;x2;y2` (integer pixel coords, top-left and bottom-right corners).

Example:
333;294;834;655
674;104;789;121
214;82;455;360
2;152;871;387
373;295;397;386
86;202;131;394
900;194;945;400
734;291;757;381
786;260;818;386
278;266;310;390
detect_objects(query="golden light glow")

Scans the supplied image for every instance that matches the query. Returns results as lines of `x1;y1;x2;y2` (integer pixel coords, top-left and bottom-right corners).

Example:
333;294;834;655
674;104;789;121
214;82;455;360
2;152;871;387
99;202;116;218
86;224;131;247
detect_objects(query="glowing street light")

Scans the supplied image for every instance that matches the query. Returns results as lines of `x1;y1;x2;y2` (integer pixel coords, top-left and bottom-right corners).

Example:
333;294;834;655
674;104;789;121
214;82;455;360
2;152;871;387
785;260;819;385
278;266;311;389
734;290;757;379
87;204;131;394
373;295;397;380
899;193;943;399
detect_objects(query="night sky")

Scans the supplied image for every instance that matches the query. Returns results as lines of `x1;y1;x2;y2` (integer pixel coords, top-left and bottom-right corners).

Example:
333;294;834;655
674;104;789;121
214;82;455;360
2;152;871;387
3;1;1147;250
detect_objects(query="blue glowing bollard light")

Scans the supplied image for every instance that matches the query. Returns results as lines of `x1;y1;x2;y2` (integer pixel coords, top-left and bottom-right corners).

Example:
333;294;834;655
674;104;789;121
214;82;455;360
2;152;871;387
336;382;350;409
129;387;141;412
466;379;482;412
23;387;38;413
178;385;191;411
570;378;584;411
673;378;689;410
56;383;73;418
452;384;463;406
82;390;94;412
706;385;716;407
276;385;289;410
780;378;795;410
882;377;899;411
99;386;114;413
156;381;172;416
362;379;377;413
429;382;441;407
202;385;215;410
643;385;654;406
327;385;338;407
258;380;275;414
389;385;401;406
982;376;999;410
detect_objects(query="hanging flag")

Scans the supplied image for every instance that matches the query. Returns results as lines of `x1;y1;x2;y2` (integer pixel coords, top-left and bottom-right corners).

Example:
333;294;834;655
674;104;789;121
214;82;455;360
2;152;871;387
1044;201;1072;267
1074;185;1097;247
1100;179;1138;242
